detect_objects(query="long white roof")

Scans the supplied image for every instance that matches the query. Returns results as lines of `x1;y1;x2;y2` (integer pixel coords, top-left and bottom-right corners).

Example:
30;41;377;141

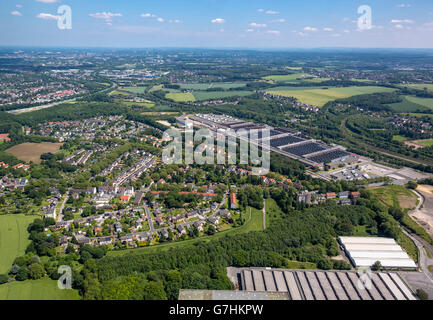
339;236;397;245
353;258;417;269
349;250;410;259
339;237;417;269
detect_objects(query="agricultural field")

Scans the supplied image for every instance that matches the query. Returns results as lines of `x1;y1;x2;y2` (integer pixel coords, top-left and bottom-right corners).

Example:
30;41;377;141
120;86;148;94
0;278;80;300
178;82;246;90
108;90;131;96
406;96;433;110
165;92;196;102
165;90;253;102
5;142;63;164
0;214;36;274
192;90;253;101
266;86;396;107
262;73;314;82
400;83;433;92
388;95;433;113
120;100;155;108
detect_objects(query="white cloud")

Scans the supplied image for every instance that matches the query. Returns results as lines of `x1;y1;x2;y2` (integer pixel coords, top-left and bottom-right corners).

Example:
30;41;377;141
211;18;225;24
16;4;23;8
157;17;164;23
89;12;122;23
266;10;279;15
297;32;307;37
258;9;264;12
397;4;411;8
270;18;285;23
267;30;280;35
11;10;22;16
250;22;267;28
141;13;157;18
304;26;318;31
169;19;182;24
343;29;350;33
390;19;414;24
323;27;334;31
246;29;254;32
331;33;341;37
36;0;60;3
395;24;404;29
37;13;60;20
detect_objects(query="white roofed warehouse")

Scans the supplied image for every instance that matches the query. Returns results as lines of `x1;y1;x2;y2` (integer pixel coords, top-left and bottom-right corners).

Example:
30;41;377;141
338;236;417;270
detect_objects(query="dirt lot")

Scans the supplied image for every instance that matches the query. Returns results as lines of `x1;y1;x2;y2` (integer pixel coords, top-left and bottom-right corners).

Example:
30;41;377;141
410;186;433;237
6;142;63;164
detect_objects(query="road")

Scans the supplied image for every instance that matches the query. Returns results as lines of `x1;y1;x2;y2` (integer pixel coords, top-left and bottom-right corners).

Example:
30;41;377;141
56;189;70;222
403;229;433;284
403;189;433;284
143;203;155;233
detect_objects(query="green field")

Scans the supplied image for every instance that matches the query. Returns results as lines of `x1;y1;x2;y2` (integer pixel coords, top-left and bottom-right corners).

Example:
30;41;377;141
400;83;433;92
0;214;36;274
265;198;284;228
178;82;246;90
388;95;433;113
121;100;155;108
192;90;253;101
406;96;433;110
108;206;263;257
120;87;148;94
392;135;408;142
266;86;396;107
263;73;314;82
0;278;80;300
402;113;433;119
165;90;253;102
414;139;433;147
165;92;196;102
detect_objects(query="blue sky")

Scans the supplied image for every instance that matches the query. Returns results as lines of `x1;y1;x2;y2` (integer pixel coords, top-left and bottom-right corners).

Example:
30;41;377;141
1;0;433;48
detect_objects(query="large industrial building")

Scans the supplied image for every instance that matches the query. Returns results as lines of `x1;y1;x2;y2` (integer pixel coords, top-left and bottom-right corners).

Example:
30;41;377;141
226;267;417;300
177;114;357;168
339;236;418;270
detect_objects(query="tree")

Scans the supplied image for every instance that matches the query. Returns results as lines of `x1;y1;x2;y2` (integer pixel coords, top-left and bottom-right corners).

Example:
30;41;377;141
416;288;428;300
143;281;167;300
29;263;45;280
0;274;8;284
372;260;382;271
16;267;29;281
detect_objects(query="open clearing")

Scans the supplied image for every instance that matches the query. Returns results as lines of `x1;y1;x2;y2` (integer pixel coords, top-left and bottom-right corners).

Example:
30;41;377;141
412;139;433;147
368;185;417;210
406;96;433;110
165;92;196;102
0;214;36;274
165;90;253;102
6;142;63;164
178;82;246;90
400;83;433;92
266;86;396;107
263;73;314;81
389;95;433;113
0;278;80;300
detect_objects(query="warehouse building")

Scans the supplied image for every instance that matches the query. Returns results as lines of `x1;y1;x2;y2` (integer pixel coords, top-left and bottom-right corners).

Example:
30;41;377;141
338;236;417;270
226;267;416;300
